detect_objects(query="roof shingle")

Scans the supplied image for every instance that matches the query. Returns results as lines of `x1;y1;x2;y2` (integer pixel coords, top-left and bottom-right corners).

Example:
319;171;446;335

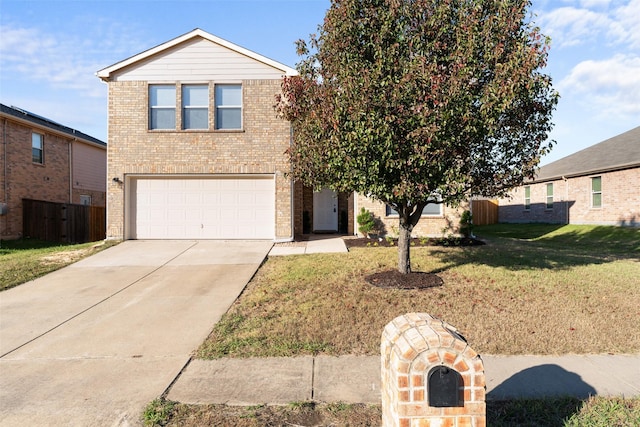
535;126;640;182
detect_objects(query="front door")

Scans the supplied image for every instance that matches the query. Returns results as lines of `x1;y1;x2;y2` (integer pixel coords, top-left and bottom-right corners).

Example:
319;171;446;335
313;188;338;232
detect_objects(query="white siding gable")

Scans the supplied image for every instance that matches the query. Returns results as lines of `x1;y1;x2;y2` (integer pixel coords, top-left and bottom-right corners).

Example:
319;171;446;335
110;37;288;82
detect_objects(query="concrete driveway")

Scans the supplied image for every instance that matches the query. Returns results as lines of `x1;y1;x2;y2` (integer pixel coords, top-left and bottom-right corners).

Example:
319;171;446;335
0;240;272;427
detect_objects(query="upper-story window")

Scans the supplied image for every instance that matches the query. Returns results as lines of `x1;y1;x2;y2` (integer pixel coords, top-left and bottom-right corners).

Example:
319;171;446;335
32;132;44;164
182;85;209;130
591;176;602;208
215;84;242;130
524;186;531;210
546;183;554;209
149;85;176;130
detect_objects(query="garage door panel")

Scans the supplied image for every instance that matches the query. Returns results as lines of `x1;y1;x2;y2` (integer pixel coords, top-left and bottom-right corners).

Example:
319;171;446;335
133;177;275;239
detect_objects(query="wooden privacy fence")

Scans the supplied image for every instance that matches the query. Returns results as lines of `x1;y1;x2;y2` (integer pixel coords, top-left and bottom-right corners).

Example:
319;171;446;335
470;199;498;225
22;199;106;243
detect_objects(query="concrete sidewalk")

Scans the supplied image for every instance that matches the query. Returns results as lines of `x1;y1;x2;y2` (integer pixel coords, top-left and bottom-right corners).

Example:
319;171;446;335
167;354;640;405
269;235;348;256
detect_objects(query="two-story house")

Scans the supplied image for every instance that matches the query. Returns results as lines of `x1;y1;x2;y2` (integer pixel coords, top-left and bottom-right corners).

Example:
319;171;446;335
97;29;299;241
98;29;468;242
0;104;107;240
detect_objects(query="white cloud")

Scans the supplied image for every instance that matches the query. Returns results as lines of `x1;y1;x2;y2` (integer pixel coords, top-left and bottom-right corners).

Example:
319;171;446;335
539;7;617;47
538;1;640;49
613;0;640;48
578;0;611;8
0;21;146;98
559;54;640;117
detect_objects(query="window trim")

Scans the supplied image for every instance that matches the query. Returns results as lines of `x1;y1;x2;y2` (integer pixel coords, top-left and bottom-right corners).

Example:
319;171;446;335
385;200;443;217
214;84;243;130
524;185;531;210
591;176;602;208
181;84;210;130
32;132;44;164
149;84;177;130
546;183;554;210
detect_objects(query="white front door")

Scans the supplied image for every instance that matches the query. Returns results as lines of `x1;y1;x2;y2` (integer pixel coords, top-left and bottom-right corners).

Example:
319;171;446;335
313;188;338;232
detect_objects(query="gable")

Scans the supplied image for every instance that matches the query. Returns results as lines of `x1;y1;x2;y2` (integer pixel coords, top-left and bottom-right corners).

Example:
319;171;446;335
98;29;297;82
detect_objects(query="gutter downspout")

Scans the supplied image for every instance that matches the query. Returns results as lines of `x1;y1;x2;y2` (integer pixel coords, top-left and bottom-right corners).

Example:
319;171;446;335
2;118;7;206
69;137;75;203
2;118;7;243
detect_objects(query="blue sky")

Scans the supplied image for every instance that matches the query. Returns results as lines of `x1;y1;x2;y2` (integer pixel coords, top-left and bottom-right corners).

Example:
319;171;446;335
1;0;638;165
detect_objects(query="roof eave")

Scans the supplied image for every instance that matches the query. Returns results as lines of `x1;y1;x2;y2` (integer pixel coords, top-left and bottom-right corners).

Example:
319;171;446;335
532;162;640;183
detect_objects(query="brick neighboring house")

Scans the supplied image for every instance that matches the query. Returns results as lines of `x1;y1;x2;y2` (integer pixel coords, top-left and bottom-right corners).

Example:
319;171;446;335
498;126;640;226
0;104;107;240
97;29;465;241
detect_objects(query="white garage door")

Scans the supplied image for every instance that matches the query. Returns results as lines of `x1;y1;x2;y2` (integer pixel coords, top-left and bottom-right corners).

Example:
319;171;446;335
133;177;275;239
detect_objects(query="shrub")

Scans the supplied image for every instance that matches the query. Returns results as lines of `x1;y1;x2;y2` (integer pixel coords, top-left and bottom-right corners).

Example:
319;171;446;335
460;210;474;238
357;208;376;237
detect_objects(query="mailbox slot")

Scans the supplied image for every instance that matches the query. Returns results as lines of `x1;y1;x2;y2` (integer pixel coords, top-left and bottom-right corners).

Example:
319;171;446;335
428;366;464;407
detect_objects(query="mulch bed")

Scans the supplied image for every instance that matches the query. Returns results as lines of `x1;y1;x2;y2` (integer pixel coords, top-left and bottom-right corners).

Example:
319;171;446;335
344;236;485;248
366;269;444;289
347;236;484;289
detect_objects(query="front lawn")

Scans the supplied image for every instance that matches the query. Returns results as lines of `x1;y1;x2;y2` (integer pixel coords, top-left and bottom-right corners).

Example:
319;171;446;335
0;239;118;291
198;224;639;358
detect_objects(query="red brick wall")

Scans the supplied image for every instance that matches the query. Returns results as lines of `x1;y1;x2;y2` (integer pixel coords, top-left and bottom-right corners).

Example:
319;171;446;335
1;120;70;239
498;167;640;226
381;313;486;427
1;117;106;240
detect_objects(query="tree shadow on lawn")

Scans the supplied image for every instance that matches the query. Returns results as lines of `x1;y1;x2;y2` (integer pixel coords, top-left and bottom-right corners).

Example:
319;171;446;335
422;239;627;273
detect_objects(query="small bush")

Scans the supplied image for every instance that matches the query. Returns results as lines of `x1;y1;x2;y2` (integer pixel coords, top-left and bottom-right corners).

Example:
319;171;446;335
357;208;376;237
460;210;473;238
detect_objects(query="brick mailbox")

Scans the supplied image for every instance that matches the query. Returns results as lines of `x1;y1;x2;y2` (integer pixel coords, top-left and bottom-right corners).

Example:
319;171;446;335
381;313;486;427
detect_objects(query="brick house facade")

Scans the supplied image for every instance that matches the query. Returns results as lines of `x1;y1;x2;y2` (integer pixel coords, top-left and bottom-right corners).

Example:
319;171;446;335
0;104;106;240
98;29;468;241
97;29;298;241
499;126;640;226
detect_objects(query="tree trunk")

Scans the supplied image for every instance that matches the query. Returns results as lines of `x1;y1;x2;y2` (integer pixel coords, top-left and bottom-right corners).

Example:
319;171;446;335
398;221;412;274
396;202;427;274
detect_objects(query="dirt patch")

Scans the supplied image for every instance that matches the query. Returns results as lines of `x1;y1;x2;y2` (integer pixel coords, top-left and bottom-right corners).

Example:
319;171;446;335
344;236;485;248
366;269;444;289
40;249;90;265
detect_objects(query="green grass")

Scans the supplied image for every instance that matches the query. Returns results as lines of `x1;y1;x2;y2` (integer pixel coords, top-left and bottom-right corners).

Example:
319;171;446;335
0;238;118;291
475;224;640;255
197;224;640;358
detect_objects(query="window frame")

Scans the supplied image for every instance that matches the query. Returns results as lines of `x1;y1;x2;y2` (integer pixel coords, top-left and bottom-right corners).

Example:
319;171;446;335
214;84;243;130
149;84;177;130
32;132;44;164
591;176;602;208
546;183;554;209
385;198;443;217
524;186;531;210
181;84;210;130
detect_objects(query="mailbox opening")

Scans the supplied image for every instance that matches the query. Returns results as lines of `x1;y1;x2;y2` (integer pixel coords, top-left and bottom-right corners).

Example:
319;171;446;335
427;365;464;407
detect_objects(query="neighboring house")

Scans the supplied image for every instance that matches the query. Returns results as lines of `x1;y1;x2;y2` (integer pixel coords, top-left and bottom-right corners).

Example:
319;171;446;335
0;104;107;240
97;29;464;241
498;126;640;226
